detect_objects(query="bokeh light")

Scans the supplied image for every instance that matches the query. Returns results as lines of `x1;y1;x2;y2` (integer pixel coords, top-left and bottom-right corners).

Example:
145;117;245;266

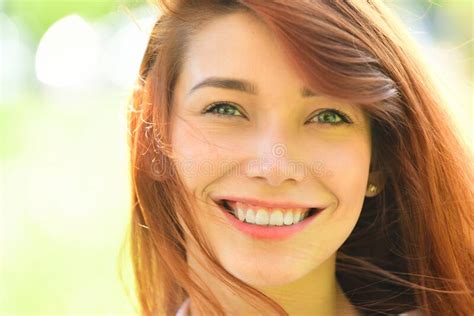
35;15;100;88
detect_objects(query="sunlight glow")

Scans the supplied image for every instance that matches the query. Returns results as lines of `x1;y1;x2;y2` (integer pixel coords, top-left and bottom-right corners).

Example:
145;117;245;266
35;15;100;88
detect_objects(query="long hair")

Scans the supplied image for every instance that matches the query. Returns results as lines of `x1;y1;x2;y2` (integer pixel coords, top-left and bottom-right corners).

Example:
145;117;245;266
122;1;474;315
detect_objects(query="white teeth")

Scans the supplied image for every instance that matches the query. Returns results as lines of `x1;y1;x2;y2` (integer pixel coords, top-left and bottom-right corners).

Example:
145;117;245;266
283;211;293;225
232;205;310;226
269;211;284;226
245;209;256;224
255;209;269;225
237;207;246;221
293;212;301;223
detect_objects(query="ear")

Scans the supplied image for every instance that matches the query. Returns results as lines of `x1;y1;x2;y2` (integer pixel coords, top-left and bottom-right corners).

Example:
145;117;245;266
365;170;385;198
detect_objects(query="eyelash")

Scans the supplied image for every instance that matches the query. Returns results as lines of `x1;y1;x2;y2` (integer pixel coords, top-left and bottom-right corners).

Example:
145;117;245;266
202;101;353;125
203;101;245;120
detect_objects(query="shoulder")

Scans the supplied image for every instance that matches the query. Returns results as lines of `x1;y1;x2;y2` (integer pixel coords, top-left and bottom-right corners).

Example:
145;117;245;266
398;309;422;316
173;299;421;316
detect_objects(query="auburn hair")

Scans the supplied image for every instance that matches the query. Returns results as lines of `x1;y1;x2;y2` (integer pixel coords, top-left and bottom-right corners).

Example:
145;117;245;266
121;0;474;315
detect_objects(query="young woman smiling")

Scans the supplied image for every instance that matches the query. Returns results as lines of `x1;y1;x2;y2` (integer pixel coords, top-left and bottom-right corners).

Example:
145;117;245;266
124;1;473;315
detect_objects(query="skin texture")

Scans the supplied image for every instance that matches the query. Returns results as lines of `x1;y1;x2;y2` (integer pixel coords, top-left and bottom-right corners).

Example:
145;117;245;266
170;12;375;316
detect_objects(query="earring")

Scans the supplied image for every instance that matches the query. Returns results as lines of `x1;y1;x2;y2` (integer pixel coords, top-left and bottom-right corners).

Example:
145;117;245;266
367;183;377;194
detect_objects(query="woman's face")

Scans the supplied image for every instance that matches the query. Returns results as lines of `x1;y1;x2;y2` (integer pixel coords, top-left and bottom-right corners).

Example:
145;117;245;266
170;12;371;287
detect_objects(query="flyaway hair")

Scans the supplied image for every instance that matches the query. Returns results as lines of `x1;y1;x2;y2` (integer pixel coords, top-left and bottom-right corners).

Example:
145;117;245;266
121;1;474;315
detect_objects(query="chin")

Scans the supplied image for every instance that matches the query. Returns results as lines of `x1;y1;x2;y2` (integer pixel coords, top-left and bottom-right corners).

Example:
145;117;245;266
219;253;312;288
232;267;308;288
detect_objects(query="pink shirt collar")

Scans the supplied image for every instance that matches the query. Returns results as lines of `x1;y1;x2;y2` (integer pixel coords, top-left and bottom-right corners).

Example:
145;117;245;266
176;297;190;316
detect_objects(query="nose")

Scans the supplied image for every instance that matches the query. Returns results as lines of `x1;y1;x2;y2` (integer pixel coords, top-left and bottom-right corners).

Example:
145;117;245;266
245;141;306;187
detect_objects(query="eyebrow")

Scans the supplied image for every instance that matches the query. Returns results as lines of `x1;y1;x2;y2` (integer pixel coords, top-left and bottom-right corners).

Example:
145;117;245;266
187;76;318;98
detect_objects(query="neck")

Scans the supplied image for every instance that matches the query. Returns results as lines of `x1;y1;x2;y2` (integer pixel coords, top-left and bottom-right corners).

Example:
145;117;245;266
187;253;360;316
258;254;358;315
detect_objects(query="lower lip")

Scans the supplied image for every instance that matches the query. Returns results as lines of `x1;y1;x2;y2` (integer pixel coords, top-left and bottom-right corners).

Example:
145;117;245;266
217;202;324;241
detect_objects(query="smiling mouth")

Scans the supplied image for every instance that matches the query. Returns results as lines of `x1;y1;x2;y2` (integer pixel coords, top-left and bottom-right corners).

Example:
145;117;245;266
216;200;322;226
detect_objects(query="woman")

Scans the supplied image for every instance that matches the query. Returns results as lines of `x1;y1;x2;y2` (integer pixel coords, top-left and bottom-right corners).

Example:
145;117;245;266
124;0;473;315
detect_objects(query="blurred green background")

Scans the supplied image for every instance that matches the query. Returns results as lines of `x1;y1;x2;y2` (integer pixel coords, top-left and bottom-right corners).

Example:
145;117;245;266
0;0;472;315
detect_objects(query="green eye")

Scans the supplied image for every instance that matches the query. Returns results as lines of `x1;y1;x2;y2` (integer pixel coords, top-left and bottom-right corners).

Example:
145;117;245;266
203;102;244;119
308;109;352;125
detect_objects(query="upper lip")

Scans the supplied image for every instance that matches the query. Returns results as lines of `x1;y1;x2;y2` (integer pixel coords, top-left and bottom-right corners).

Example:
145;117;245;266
213;195;324;209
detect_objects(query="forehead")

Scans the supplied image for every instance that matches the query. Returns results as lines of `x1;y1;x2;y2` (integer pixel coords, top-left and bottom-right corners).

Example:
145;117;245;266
173;11;370;126
179;12;307;96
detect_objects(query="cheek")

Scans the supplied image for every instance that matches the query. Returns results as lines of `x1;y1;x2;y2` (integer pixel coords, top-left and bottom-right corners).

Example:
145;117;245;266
171;119;202;189
170;119;227;191
311;137;371;216
330;144;370;187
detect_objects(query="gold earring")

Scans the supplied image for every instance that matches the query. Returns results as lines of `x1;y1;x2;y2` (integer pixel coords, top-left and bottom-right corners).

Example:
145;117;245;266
367;183;377;194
